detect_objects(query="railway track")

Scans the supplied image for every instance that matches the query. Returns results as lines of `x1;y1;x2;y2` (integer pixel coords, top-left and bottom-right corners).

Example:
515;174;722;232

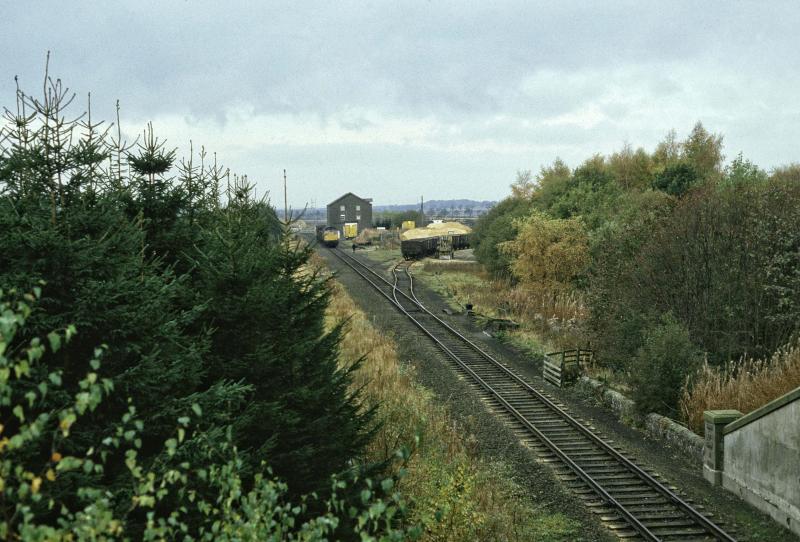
329;247;738;541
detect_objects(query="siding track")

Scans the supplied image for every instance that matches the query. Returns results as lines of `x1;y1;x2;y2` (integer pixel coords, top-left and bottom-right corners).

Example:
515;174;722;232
330;248;738;541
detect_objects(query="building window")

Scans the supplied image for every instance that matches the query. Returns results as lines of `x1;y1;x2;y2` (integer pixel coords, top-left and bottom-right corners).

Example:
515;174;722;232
356;215;361;220
340;205;345;211
355;205;360;211
340;214;346;220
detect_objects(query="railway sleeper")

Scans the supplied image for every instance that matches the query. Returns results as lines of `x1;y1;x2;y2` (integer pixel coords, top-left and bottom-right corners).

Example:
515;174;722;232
607;486;671;497
562;449;616;458
621;502;703;514
581;465;659;478
599;509;706;522
509;402;552;411
542;438;595;448
569;478;647;489
527;424;575;433
648;526;715;538
574;456;638;467
604;492;666;503
548;439;599;449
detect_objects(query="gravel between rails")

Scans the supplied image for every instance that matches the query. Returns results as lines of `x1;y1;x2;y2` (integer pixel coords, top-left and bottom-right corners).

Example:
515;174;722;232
322;247;799;541
321;247;615;542
380;254;798;542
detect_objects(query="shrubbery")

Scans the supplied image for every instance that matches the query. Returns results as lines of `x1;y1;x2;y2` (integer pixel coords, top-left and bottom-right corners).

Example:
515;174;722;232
629;314;701;416
0;289;419;540
474;121;800;421
0;71;409;538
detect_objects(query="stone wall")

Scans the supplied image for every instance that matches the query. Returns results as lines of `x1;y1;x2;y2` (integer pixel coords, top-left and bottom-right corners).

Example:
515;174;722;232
575;376;704;462
718;388;800;536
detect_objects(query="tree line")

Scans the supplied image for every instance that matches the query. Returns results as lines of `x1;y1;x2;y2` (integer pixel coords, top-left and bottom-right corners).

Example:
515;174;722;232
473;123;800;417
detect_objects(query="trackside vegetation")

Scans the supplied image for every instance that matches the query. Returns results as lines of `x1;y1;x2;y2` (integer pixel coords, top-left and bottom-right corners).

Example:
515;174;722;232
321;266;585;541
468;123;800;430
0;71;422;539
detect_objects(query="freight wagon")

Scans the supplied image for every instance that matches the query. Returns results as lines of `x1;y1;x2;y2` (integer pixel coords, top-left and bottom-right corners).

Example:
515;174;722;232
400;233;471;260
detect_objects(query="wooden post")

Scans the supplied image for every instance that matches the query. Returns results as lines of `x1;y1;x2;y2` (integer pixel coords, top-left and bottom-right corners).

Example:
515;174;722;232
283;169;288;226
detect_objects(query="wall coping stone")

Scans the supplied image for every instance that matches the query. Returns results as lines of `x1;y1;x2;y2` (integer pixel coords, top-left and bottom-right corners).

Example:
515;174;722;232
704;410;743;424
723;385;800;435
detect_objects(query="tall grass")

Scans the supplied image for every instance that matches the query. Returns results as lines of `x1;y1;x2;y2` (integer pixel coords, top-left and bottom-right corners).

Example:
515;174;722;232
417;265;587;350
680;343;800;433
321;259;581;541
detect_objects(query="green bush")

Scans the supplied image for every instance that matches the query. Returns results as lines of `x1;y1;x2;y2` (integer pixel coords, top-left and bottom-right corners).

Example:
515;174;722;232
630;314;701;416
0;71;385;536
472;197;533;277
651;162;698;196
0;288;420;540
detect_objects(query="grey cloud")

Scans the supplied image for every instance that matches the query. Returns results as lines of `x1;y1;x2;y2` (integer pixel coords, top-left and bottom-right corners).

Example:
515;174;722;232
2;0;800;205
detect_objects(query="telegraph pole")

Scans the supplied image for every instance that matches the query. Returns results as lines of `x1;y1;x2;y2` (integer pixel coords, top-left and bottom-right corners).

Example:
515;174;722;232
420;195;424;226
283;169;288;225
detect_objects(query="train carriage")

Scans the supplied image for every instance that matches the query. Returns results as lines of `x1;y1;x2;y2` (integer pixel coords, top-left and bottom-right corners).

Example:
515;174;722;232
317;225;341;248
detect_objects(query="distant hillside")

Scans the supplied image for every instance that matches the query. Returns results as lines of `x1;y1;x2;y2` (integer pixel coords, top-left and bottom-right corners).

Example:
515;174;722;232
373;199;495;212
296;199;495;222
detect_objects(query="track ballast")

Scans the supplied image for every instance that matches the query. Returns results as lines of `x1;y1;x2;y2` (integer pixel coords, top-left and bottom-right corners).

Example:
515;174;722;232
329;247;738;542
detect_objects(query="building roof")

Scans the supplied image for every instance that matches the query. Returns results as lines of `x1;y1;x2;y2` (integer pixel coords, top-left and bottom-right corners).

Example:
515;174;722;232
328;192;372;207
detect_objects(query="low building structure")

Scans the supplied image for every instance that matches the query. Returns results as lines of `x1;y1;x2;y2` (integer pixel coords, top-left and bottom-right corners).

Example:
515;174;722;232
327;192;372;236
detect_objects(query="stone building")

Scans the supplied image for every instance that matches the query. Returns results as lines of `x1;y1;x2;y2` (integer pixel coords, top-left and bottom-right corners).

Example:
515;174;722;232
327;192;373;234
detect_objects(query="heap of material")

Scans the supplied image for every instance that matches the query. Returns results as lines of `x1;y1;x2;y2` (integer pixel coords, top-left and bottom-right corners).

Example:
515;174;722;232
400;221;471;241
354;228;382;245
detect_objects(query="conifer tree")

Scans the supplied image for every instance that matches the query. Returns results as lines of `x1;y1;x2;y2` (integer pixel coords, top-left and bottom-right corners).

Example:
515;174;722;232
188;178;373;496
0;74;245;510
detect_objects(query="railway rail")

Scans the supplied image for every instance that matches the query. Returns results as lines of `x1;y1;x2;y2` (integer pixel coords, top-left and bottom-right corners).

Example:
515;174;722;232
328;247;738;541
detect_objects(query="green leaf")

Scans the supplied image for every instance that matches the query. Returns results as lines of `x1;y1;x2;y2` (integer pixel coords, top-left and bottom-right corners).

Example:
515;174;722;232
47;332;61;353
191;403;202;417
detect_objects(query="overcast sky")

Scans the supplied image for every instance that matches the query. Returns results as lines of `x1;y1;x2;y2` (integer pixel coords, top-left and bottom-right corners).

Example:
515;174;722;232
3;1;799;207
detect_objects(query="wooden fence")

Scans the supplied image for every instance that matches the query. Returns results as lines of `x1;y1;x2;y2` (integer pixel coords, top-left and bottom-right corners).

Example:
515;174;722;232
543;348;594;387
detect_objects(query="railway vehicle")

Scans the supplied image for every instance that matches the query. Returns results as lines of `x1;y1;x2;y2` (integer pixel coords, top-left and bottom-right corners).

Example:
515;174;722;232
316;226;341;247
400;233;471;260
343;222;358;239
451;233;470;251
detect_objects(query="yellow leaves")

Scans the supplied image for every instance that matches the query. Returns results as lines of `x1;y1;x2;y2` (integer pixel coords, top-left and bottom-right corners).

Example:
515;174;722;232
59;413;76;436
51;451;62;463
500;210;589;293
59;418;71;434
46;469;56;481
31;476;42;494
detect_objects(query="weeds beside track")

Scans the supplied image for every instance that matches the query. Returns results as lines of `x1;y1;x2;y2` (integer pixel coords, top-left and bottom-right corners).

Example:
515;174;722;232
330;247;737;542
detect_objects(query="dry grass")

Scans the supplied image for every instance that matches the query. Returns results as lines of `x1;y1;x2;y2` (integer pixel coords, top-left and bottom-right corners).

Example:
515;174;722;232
318;256;580;541
680;343;800;433
419;259;479;273
416;265;587;351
